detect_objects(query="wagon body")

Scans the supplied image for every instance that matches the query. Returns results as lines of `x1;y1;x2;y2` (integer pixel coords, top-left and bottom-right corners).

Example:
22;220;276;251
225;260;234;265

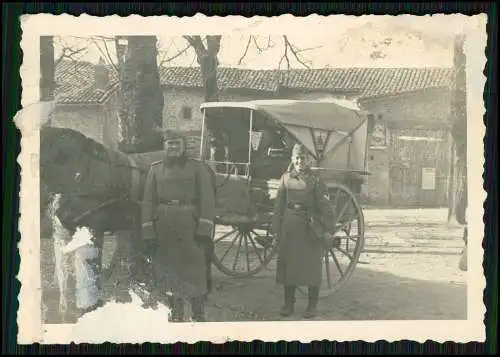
199;99;374;297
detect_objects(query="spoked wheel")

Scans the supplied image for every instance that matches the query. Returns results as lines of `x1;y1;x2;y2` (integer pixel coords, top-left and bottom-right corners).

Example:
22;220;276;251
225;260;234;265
298;183;365;298
211;216;278;277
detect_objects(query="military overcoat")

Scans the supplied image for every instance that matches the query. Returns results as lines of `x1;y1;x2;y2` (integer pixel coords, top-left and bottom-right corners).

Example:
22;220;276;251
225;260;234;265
271;168;335;287
141;158;216;300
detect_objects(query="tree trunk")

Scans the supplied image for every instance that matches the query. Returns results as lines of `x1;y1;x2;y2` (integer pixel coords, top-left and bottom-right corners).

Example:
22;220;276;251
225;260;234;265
40;36;56;104
447;140;456;221
185;35;225;163
117;36;164;154
448;34;467;223
40;36;56;214
40;36;56;321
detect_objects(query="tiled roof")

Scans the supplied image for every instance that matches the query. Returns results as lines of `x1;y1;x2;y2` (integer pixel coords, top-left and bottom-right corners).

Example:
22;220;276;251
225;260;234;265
54;60;454;105
279;67;454;98
159;67;282;92
55;61;119;104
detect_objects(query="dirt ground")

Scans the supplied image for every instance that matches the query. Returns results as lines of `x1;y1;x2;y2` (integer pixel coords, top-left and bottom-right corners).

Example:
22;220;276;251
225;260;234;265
41;208;467;323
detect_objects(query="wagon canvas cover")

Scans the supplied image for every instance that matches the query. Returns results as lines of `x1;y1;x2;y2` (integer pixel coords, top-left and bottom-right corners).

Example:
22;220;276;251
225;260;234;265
200;99;371;171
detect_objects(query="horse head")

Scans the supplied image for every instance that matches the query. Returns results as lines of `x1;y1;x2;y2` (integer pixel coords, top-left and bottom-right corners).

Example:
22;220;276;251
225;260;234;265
40;126;115;198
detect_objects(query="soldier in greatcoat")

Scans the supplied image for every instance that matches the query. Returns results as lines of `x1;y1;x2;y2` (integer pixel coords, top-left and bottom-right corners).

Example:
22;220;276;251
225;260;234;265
141;130;216;322
272;143;335;319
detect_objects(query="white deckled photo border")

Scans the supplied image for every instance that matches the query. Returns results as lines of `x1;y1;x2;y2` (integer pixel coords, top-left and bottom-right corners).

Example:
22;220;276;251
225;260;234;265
15;13;487;344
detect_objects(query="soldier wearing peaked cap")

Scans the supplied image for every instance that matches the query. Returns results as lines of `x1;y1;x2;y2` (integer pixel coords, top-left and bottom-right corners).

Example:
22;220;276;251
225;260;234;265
141;129;216;322
271;143;336;319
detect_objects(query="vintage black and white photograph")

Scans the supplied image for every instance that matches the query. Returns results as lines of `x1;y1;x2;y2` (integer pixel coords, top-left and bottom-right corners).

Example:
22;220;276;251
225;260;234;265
16;13;487;343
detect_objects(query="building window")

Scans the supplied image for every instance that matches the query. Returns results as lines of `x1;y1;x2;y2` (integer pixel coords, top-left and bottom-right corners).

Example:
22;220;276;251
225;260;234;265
181;106;192;121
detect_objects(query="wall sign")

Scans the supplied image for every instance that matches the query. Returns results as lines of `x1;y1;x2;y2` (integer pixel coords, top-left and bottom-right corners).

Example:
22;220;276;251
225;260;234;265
369;117;388;148
421;167;436;190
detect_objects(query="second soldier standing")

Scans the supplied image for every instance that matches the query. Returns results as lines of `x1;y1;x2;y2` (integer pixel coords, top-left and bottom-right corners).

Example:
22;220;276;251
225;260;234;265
141;130;216;322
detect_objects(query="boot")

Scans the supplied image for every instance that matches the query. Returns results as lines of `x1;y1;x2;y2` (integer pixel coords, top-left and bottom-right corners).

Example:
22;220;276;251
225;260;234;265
191;297;206;322
279;286;296;317
303;286;319;319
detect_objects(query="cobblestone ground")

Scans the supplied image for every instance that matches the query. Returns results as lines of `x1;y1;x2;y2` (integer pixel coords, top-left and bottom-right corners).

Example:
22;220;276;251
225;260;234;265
41;208;467;323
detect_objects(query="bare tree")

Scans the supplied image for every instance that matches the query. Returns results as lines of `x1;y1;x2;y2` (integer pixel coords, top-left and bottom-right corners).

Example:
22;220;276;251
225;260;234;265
237;36;276;65
157;38;191;67
179;35;316;161
448;35;467;224
115;36;164;153
40;35;56;240
40;36;56;102
182;36;222;102
278;35;317;70
53;36;87;67
53;36;165;153
180;35;224;161
89;36;119;75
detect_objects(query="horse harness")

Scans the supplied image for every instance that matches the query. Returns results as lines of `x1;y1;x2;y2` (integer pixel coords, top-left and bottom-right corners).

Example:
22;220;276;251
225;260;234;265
71;147;143;224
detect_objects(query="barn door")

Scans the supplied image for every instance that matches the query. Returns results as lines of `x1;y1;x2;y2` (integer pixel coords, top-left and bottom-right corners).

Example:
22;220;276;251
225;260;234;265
389;163;414;206
390;129;448;207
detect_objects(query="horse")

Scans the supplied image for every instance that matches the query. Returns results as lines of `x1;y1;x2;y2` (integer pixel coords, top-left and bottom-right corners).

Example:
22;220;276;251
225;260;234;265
40;126;166;318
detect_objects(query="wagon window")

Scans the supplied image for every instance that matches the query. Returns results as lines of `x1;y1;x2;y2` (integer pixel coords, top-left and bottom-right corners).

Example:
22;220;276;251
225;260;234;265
202;107;252;176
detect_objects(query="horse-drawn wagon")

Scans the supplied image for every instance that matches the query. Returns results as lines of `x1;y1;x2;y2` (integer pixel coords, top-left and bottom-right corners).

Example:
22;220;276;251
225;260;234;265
198;99;374;297
41;98;375;314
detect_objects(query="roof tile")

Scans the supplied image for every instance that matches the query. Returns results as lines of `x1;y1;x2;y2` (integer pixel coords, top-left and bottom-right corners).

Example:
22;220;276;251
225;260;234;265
54;60;454;104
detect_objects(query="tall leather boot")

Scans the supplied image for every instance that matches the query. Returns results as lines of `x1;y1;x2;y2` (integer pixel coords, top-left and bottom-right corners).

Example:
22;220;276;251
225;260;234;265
303;286;319;319
279;286;296;317
191;296;206;322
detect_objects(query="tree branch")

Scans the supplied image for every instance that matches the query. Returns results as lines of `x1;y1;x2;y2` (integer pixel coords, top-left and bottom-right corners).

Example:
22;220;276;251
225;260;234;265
183;35;207;63
237;36;252;65
101;38;119;73
237;35;275;65
294;45;323;54
89;37;119;75
54;46;87;67
183;35;204;51
282;35;311;69
159;43;191;66
278;40;290;71
93;35;115;42
253;35;274;53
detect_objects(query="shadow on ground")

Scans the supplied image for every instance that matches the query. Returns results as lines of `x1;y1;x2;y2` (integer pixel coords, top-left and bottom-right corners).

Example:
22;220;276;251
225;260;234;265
204;265;467;322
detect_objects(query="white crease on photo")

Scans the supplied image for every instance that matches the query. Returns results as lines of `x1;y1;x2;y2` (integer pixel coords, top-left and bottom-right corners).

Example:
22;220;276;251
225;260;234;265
15;13;487;344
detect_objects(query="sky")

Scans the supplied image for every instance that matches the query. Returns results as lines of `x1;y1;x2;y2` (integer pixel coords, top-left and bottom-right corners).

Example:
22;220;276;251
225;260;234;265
53;16;464;70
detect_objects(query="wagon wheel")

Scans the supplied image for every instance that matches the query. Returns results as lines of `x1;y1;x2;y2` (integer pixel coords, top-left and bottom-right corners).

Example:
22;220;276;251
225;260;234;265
297;182;365;299
211;218;278;277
